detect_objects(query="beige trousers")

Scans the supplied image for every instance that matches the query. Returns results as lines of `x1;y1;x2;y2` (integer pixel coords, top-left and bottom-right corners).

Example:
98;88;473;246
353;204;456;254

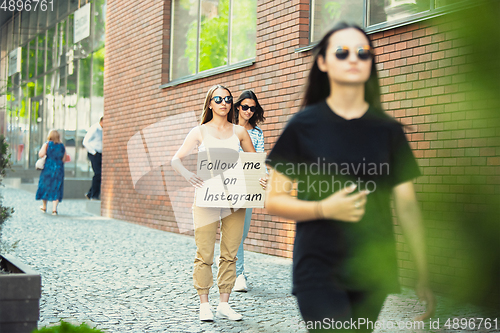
192;204;246;295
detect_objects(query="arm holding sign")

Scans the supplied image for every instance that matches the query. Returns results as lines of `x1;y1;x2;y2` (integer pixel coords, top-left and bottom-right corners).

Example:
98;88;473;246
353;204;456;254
171;126;204;188
236;125;267;189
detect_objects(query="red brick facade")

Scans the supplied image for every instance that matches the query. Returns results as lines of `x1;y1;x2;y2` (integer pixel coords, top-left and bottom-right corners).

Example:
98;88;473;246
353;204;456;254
103;0;499;292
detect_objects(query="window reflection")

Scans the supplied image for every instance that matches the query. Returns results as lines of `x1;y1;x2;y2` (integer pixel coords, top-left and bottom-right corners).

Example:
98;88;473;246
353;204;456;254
310;0;364;43
170;0;199;80
170;0;257;81
368;0;430;26
198;0;229;72
1;0;106;176
230;0;257;64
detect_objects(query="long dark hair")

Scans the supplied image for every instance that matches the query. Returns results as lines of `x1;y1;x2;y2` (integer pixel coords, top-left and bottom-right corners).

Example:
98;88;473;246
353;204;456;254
234;90;265;129
200;84;234;125
301;22;382;113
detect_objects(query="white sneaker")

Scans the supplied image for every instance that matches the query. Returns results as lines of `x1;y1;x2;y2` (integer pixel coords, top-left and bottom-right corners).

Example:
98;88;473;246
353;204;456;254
199;303;214;322
234;274;248;292
216;302;242;321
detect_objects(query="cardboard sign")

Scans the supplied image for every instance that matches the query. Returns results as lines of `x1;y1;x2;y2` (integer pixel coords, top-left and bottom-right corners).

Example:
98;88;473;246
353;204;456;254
195;150;266;208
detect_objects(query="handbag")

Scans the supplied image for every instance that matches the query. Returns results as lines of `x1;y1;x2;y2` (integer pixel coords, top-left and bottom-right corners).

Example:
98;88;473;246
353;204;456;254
35;156;46;170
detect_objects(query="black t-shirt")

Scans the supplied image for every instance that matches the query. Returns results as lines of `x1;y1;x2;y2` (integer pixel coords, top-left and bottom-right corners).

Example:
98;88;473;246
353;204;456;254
266;100;420;294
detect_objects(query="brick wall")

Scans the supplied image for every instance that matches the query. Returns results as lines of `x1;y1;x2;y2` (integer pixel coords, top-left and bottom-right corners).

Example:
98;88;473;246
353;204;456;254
371;5;499;298
103;0;499;295
103;0;312;259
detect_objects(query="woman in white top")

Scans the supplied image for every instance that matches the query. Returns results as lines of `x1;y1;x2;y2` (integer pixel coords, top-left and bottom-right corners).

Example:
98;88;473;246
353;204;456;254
171;85;255;322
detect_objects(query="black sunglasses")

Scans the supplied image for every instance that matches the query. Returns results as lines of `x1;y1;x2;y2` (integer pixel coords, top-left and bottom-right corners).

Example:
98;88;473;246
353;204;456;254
240;104;256;112
335;46;373;61
211;96;233;104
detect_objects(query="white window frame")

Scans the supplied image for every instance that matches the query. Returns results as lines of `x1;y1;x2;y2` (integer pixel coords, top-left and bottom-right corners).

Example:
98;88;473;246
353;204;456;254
163;0;256;88
298;0;477;54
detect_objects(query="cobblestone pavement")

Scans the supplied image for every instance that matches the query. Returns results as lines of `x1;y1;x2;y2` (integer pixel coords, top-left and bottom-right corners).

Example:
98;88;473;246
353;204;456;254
2;187;498;333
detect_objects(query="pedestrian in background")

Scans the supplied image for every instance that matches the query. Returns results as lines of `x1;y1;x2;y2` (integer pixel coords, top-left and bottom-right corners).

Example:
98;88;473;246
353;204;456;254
171;85;257;322
233;90;267;292
36;130;67;215
265;23;435;332
83;117;103;200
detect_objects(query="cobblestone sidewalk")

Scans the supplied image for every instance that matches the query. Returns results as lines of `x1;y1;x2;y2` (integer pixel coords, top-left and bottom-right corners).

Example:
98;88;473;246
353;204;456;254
1;187;497;332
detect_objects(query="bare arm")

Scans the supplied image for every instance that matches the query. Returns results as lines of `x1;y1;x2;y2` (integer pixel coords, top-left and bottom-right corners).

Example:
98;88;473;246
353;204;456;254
265;168;369;222
38;142;47;158
171;127;204;188
393;181;435;320
235;125;256;152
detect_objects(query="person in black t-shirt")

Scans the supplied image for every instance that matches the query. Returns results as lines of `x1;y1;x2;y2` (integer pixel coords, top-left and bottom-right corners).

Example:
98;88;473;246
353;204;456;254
265;23;435;332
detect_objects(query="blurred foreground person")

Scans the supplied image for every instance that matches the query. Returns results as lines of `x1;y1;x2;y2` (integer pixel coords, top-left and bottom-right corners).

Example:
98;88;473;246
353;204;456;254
265;23;435;332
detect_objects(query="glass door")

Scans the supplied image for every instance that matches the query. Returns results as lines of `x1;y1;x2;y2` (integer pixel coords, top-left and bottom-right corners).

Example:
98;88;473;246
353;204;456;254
28;96;44;168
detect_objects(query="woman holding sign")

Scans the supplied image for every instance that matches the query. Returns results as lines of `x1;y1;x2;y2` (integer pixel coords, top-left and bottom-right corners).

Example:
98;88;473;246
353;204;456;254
265;23;434;332
233;90;266;292
171;85;256;322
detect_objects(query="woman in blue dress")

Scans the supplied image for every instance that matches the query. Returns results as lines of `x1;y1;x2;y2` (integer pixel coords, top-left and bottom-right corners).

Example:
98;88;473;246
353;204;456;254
36;130;67;215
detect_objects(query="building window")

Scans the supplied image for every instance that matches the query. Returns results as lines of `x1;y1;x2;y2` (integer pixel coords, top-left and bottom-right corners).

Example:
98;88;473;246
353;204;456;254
310;0;364;43
368;0;431;26
170;0;257;81
310;0;467;43
0;0;106;173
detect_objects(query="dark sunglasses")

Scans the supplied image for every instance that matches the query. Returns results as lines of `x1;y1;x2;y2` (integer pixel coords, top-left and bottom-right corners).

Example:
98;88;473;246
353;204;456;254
211;96;233;104
240;104;256;112
335;46;373;61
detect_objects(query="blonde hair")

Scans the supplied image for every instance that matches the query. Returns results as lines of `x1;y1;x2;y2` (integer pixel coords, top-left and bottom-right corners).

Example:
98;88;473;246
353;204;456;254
47;130;61;143
200;84;234;125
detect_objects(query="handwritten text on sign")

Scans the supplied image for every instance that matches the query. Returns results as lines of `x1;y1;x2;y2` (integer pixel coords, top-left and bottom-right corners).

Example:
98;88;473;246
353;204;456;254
196;151;266;208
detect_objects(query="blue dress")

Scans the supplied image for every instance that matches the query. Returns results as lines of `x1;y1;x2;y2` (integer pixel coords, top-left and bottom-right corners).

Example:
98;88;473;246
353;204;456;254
36;141;65;202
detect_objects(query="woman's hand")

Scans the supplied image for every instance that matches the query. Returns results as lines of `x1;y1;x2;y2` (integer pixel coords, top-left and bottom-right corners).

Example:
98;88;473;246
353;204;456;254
319;185;369;222
393;181;434;321
259;177;267;190
182;171;204;188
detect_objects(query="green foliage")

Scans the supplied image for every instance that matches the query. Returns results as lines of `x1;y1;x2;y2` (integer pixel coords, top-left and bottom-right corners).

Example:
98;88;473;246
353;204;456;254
325;1;344;20
29;39;36;79
185;0;229;73
229;0;257;63
175;0;256;77
92;47;105;97
32;321;105;333
434;0;500;309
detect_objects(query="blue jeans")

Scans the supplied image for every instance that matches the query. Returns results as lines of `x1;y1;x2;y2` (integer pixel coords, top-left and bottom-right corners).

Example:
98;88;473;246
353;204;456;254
236;208;252;276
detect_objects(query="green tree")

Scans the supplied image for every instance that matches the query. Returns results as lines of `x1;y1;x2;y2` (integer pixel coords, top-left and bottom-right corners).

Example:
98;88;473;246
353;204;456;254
185;0;230;73
92;47;105;96
229;0;257;63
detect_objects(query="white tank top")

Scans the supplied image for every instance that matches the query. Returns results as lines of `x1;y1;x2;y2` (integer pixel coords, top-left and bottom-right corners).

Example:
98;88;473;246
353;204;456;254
198;124;240;152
